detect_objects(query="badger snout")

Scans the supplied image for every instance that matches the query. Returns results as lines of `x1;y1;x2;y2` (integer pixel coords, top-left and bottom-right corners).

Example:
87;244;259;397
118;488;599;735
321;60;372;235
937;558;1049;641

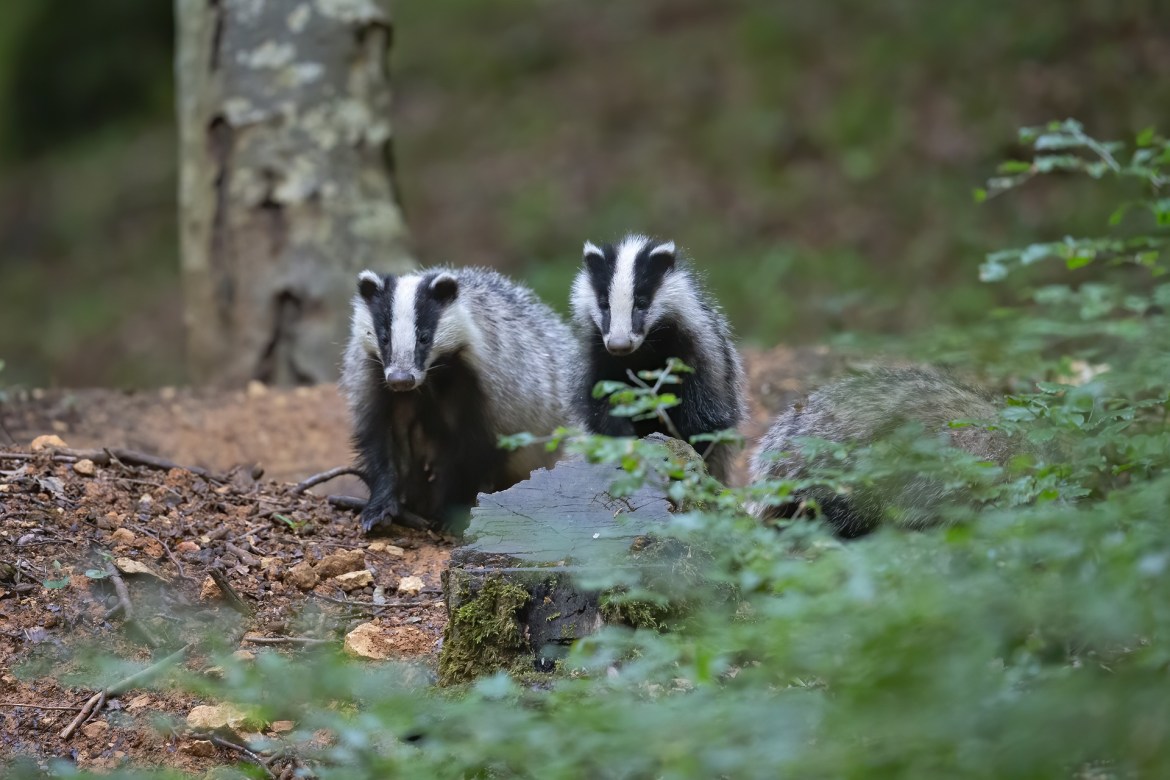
604;333;641;356
384;367;422;392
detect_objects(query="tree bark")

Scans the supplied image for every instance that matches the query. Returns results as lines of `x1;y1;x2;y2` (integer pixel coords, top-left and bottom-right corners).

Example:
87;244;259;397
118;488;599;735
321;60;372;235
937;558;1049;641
175;0;413;386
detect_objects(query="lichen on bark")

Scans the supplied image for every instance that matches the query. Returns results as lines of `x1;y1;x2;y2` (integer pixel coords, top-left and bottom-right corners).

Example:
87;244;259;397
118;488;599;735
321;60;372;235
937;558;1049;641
176;0;413;386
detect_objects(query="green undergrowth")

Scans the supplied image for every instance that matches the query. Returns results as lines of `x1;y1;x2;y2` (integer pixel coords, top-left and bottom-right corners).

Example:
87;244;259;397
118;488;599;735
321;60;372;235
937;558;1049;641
8;122;1170;778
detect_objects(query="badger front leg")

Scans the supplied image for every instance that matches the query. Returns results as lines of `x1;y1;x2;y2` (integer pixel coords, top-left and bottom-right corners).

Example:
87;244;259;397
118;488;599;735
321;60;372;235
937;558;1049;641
354;403;402;533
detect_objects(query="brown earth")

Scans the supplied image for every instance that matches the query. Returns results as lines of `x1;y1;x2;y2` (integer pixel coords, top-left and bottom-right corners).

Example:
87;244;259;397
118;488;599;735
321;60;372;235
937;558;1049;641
0;345;843;773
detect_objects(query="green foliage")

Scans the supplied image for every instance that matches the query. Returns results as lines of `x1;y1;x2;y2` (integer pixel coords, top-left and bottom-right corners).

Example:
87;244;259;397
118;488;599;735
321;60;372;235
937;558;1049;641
10;121;1170;777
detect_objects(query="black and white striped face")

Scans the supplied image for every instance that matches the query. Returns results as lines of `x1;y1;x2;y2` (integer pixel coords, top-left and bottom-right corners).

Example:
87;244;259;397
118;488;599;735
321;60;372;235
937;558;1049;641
571;234;677;355
353;269;464;392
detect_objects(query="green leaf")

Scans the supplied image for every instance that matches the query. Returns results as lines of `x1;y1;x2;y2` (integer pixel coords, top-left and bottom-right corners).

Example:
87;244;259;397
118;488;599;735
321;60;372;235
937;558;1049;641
997;160;1033;174
1066;254;1093;270
1137;126;1156;147
84;569;110;580
972;187;988;203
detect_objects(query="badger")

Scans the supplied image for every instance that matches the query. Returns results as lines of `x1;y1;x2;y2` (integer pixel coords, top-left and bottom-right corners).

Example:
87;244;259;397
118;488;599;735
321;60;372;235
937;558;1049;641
341;267;576;533
570;234;747;482
748;366;1016;536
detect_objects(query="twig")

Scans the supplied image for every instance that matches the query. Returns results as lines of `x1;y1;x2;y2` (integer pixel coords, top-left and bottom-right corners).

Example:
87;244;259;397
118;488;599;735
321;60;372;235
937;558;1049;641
241;635;335;647
195;733;276;779
127;524;189;582
104;563;135;622
0;702;83;711
0;446;225;482
224;541;258;567
60;643;190;739
292;466;362;495
326;494;366;512
624;365;685;441
208;569;253;617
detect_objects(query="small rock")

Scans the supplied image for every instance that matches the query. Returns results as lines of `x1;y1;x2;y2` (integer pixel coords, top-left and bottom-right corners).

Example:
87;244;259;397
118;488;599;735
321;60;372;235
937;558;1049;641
97;512;119;530
270;720;295;734
334;570;374;592
368;542;405;557
159;386;177;401
344;622;393;660
126;694;153;711
186;703;256;731
182;739;217;758
115;558;164;579
397;575;425;596
81;720;109;739
30;434;67;452
109;528;136;546
199;576;223;601
72;459;96;477
314;549;365;579
51;420;69;434
232;650;256;663
246;380;268;398
176;541;201;554
285;561;318;591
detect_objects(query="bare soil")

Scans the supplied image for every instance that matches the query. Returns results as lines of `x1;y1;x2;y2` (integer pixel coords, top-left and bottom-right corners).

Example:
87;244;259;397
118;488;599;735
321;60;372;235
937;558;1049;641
0;345;837;773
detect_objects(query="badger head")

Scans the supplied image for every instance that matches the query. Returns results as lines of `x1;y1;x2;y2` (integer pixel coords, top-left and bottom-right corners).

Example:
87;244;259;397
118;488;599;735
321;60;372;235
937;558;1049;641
353;269;462;392
571;234;677;356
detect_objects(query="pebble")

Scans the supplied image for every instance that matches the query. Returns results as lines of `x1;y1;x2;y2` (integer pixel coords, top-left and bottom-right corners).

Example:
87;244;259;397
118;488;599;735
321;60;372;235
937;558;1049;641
30;434;67;452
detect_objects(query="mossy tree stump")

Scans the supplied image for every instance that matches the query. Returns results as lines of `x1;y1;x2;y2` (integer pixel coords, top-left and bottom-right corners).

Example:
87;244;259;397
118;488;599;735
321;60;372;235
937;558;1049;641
440;447;693;685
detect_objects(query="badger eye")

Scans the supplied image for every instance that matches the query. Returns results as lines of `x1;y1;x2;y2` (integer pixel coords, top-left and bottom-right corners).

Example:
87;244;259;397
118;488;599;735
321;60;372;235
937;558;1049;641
599;298;610;311
634;296;650;309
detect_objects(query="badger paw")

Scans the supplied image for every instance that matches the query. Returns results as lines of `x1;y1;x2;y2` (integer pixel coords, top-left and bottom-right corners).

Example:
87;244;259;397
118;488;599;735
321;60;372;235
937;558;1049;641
360;496;401;534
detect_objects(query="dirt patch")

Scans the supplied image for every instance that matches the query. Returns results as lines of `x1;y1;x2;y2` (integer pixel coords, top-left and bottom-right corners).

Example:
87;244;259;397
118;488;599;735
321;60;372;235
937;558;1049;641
0;451;450;771
0;345;843;771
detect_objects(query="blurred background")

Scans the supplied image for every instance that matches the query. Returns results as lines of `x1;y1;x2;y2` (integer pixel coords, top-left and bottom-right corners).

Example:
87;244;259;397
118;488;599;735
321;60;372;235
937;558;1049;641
0;0;1165;388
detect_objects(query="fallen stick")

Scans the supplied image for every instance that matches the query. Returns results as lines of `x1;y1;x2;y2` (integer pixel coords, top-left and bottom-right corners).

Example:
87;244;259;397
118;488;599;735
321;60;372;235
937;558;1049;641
104;563;135;622
224;541;258;567
0;446;225;482
292;465;363;495
196;733;276;779
240;635;335;647
60;643;191;739
0;702;83;711
209;569;253;617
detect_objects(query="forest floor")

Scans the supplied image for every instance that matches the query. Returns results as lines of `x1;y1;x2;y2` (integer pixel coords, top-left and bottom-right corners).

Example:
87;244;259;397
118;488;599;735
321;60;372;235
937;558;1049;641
0;345;841;774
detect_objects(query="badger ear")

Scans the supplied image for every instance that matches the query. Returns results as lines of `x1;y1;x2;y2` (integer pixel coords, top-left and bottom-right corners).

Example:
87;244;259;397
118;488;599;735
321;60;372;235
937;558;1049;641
647;241;676;273
430;272;459;304
358;270;384;301
583;241;607;276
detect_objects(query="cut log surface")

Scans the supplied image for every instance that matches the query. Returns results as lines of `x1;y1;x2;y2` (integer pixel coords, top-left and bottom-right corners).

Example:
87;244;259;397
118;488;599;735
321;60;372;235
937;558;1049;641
453;457;674;569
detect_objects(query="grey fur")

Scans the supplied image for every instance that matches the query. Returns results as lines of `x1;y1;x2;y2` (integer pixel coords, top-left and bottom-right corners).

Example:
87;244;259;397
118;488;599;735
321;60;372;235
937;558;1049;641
341;266;577;531
748;366;1014;535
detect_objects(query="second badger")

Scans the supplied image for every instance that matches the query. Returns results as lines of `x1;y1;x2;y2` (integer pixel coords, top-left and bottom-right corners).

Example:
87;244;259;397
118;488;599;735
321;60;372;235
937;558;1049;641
341;267;576;532
571;234;747;482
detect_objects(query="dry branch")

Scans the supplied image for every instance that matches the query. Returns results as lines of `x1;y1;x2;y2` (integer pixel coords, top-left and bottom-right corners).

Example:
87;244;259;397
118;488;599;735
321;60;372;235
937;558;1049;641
60;643;191;739
0;446;225;482
240;635;335;647
209;569;253;617
292;465;362;494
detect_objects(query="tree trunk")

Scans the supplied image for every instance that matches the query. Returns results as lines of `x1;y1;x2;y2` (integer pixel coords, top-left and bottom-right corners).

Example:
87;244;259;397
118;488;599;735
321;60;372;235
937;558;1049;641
175;0;413;386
